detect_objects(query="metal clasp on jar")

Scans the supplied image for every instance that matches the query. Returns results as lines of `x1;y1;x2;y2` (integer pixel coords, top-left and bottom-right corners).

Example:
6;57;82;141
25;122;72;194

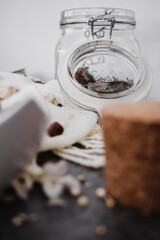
87;9;116;39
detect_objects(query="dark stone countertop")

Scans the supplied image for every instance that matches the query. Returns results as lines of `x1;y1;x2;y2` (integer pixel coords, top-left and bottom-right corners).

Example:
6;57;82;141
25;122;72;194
0;151;160;240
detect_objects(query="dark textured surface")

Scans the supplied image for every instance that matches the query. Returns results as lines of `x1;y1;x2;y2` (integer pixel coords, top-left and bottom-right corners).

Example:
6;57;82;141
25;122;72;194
0;151;160;240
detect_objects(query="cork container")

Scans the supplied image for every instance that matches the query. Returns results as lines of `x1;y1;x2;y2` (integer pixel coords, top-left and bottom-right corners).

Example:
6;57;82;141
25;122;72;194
101;102;160;213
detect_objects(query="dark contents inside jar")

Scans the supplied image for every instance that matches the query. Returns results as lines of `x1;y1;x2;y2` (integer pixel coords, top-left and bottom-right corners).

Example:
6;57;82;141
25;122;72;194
74;67;134;93
74;67;96;86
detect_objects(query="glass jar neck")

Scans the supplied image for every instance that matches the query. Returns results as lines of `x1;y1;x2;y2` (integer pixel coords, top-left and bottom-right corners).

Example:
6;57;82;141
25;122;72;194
60;8;136;30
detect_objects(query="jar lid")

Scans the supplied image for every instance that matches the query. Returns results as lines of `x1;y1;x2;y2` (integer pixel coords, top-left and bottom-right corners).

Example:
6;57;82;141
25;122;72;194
58;40;152;112
60;8;136;29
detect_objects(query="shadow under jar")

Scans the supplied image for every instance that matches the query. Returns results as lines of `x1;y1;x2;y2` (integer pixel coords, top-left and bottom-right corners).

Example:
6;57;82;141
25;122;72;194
55;8;152;112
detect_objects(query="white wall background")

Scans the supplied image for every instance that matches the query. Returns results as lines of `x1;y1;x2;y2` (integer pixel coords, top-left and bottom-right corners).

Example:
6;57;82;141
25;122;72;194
0;0;160;96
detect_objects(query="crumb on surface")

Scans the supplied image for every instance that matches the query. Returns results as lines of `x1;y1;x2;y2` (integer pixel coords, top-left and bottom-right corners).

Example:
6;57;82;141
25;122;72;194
85;146;91;150
95;188;106;199
44;94;56;104
11;216;24;227
106;196;116;208
70;187;81;197
77;175;85;183
96;225;107;236
78;196;89;207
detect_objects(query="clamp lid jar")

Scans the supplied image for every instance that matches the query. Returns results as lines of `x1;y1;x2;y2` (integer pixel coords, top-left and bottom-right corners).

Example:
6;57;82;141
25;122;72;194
55;8;152;112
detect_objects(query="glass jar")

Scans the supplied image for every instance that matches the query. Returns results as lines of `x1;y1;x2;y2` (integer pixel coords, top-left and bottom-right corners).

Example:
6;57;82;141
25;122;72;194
55;8;152;112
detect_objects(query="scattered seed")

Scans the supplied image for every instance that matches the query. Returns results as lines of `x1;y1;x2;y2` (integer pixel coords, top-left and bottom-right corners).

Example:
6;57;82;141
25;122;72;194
12;216;24;227
85;146;91;150
95;188;106;199
85;182;91;189
78;196;89;207
70;187;81;197
77;175;85;183
30;77;44;84
106;196;116;208
44;94;56;104
11;214;25;227
96;225;107;236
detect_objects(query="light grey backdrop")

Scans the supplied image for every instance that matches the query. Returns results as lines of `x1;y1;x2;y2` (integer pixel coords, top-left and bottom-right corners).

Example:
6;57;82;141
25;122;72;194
0;0;160;96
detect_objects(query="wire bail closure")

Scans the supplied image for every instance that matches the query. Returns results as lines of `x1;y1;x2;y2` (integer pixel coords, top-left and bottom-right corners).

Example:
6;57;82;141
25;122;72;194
87;10;116;39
